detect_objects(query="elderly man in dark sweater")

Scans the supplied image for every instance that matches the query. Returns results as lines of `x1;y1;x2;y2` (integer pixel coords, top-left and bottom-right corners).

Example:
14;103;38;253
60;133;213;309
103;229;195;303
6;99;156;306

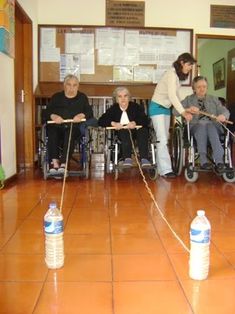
45;74;94;173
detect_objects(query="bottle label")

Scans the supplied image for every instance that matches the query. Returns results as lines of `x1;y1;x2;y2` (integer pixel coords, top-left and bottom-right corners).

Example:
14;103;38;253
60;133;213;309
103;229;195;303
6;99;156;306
190;228;210;243
44;220;63;234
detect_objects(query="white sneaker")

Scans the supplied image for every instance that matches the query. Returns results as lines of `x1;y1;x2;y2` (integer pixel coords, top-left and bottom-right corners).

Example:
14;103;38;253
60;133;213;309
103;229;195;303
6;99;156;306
123;158;133;167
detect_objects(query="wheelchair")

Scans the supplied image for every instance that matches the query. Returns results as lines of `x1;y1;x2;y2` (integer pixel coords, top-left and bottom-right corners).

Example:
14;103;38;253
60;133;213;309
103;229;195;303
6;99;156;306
171;119;235;183
39;120;96;180
104;125;158;180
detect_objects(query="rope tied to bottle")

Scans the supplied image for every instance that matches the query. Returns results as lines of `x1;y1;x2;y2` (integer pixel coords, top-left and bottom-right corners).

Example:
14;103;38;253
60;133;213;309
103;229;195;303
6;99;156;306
127;128;190;253
59;122;73;212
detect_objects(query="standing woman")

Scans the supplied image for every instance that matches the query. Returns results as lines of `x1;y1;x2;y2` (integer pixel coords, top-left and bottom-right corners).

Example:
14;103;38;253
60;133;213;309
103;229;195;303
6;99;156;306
149;53;196;178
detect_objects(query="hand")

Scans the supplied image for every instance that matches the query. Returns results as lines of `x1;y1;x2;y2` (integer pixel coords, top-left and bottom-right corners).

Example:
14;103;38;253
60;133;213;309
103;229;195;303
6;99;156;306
73;113;85;122
51;114;63;124
111;122;123;130
216;114;226;123
187;106;199;114
126;121;136;129
181;111;193;122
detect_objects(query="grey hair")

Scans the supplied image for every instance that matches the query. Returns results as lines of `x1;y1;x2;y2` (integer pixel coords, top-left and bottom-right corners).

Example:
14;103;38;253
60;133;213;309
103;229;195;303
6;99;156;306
64;74;79;85
192;75;208;90
113;86;131;102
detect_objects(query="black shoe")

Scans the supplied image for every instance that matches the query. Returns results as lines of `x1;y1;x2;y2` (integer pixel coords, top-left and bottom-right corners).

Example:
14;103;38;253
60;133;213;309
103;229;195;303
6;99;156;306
201;163;211;170
215;163;225;173
162;172;176;178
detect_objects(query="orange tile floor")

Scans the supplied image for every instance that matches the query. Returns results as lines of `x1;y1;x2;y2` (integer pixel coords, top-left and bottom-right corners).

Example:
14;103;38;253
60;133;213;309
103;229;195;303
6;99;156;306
0;169;235;313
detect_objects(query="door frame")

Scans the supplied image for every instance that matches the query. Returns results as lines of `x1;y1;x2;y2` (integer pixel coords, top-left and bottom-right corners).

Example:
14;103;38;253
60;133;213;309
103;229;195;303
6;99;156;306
15;1;34;169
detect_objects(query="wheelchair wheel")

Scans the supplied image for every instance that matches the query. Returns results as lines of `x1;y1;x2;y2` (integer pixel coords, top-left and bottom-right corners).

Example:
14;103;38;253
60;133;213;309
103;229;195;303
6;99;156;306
84;154;90;179
171;126;183;175
222;170;235;183
147;167;158;180
114;168;119;180
184;167;198;182
40;126;49;180
105;147;113;174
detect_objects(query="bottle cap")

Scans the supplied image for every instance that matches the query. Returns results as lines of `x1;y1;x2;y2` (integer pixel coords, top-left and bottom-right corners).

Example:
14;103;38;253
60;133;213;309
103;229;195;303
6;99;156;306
197;210;205;216
49;202;57;209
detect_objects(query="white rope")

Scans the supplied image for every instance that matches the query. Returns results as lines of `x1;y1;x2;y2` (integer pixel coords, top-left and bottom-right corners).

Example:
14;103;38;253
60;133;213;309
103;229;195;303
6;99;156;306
197;110;235;139
59;122;73;212
128;129;190;253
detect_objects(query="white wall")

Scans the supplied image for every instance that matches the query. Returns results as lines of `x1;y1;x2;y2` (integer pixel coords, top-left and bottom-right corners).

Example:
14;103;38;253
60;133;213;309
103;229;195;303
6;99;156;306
0;0;38;179
0;53;16;178
36;0;235;98
199;40;235;99
37;0;235;37
1;0;235;178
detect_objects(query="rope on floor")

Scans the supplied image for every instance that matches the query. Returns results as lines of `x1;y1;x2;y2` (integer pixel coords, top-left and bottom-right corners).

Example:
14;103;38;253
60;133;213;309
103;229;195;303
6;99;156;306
59;122;73;212
128;128;190;253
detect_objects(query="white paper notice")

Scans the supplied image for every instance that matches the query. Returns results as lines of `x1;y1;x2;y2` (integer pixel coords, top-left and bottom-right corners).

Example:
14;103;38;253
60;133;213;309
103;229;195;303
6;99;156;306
60;54;80;81
41;28;56;47
176;31;191;54
125;30;139;48
134;66;154;82
65;33;94;54
81;53;95;74
113;66;133;81
40;47;60;62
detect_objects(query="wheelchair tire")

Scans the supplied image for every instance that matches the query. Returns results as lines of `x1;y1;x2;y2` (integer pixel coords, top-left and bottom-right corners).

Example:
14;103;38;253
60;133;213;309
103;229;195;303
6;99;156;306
184;167;198;182
114;168;119;180
222;170;235;183
84;160;89;179
148;168;158;180
41;146;49;180
171;126;183;175
105;149;113;174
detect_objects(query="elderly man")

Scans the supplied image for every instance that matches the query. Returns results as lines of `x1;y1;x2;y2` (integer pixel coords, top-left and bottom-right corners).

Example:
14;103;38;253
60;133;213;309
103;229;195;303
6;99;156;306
45;74;94;173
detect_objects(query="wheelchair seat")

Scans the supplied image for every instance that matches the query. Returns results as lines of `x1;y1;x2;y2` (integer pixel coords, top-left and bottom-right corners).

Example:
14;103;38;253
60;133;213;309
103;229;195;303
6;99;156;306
171;120;235;182
39;120;97;180
104;127;158;180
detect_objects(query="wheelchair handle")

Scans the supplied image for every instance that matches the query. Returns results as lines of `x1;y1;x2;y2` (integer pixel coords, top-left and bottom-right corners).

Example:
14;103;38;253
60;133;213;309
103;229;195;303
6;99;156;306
197;110;233;125
47;118;86;124
106;125;143;130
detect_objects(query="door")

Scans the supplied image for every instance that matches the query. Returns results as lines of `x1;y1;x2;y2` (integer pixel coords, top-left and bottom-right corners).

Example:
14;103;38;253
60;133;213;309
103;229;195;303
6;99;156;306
15;2;33;170
227;48;235;106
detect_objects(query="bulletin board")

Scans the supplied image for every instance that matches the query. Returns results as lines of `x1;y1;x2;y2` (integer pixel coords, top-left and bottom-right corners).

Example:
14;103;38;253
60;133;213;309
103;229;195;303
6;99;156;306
38;25;193;84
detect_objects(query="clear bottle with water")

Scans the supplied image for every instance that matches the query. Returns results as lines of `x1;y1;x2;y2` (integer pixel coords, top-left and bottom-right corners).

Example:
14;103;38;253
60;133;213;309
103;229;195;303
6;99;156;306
44;202;64;269
189;210;211;280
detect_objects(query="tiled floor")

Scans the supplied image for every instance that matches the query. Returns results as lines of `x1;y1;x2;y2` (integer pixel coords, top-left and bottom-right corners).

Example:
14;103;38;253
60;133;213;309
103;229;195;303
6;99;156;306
0;169;235;313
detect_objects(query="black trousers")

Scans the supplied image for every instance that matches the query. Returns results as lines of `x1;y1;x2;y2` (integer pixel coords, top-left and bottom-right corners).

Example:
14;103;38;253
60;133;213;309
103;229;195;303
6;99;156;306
47;124;81;164
117;127;149;160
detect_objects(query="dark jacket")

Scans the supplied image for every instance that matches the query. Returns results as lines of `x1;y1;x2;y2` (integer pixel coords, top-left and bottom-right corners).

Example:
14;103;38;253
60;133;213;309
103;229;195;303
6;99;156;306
98;102;149;127
44;91;93;121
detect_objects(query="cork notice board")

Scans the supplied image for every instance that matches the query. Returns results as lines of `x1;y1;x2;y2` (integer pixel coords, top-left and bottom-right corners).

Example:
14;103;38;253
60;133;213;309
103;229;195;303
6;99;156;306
39;25;193;84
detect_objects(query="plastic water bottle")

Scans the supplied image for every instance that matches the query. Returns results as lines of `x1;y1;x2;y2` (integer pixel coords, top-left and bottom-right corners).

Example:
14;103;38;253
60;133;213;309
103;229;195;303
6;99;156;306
189;210;211;280
44;202;64;269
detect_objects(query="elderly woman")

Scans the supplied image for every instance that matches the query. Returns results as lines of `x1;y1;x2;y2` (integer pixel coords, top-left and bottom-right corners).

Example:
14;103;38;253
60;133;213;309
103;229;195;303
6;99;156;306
180;75;230;172
98;86;151;167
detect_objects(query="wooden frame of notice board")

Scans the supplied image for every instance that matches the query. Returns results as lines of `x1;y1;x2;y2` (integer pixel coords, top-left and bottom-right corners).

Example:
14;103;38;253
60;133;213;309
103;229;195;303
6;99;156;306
38;25;194;87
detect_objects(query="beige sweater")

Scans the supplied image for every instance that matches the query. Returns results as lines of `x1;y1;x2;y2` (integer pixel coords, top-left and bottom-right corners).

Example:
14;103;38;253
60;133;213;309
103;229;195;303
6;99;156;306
151;67;185;114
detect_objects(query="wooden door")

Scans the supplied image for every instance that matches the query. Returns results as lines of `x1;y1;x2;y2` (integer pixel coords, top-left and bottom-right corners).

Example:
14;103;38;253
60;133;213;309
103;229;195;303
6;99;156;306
227;48;235;106
15;2;33;170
